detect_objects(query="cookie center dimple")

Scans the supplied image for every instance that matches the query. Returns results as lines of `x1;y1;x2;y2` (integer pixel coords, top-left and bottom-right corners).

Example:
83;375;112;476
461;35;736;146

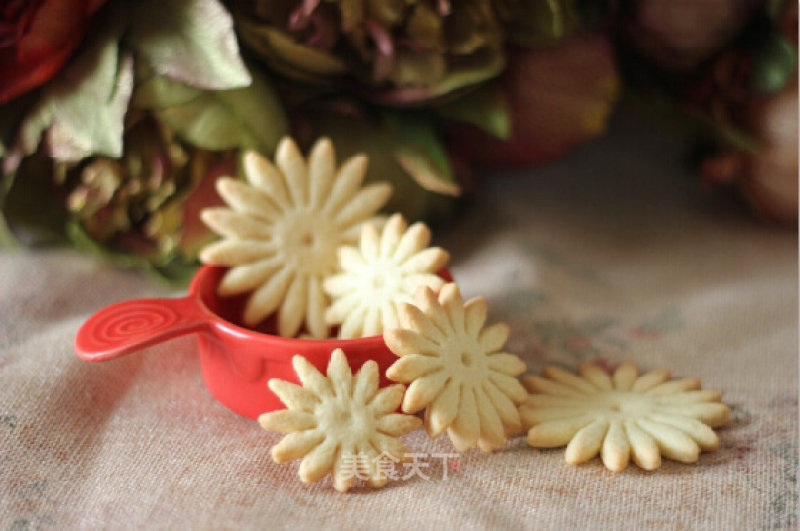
278;213;337;273
600;392;655;419
299;231;315;248
332;407;351;425
460;352;472;366
323;399;372;442
371;275;386;290
367;266;402;297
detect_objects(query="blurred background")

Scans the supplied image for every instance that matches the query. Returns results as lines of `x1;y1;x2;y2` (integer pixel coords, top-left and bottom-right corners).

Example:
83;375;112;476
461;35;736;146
0;0;796;284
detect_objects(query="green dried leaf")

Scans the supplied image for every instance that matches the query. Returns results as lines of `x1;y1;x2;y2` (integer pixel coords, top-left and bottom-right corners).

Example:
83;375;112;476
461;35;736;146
67;220;197;287
235;20;348;78
149;67;288;154
300;109;458;222
382;111;461;196
374;52;505;105
1;155;69;245
435;84;510;139
497;0;581;48
126;0;251;90
132;68;204;109
751;33;796;95
13;26;133;161
0;95;35;160
0;211;19;248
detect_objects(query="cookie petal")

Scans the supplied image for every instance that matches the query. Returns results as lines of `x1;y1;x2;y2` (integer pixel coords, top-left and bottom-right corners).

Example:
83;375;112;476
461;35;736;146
425;378;461;437
403;370;449;413
334;183;392;229
216;177;281;219
612;361;638;391
646;378;701;395
292;355;332;398
271;429;325;463
447;386;480;451
464;297;487;339
353;360;379;404
637;418;700;463
478;323;509;354
631;368;671;392
397;303;444;342
527;415;594;448
488;372;528;404
339;305;367;339
384;328;441;358
305;275;328;339
217;259;280;294
386;354;442;382
267;378;320;411
412;287;451;337
658;402;730;428
308;137;335;209
243;267;291;325
401;248;448;274
360;222;381;261
242;150;290;207
259;409;317;433
475;386;506;449
663;390;723;404
327;154;367;213
370;384;405;414
565;419;609;465
601;420;630;472
578;362;613;391
523;375;584;398
438;284;465;333
483;381;521;433
519;406;591;426
199;240;275;267
298;437;337;484
649;413;720;451
331;447;356;493
542;365;597;394
488;353;527;377
276;137;308;206
362;306;381;337
394;222;430;262
380;214;407;258
278;274;307;337
376;414;422;436
327;349;353;400
624;420;661;470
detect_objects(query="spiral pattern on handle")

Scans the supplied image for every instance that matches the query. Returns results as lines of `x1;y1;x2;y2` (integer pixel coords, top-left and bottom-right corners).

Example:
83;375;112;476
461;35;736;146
89;302;181;348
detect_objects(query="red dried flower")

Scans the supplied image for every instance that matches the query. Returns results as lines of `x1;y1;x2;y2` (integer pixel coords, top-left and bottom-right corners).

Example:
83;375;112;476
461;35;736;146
0;0;106;103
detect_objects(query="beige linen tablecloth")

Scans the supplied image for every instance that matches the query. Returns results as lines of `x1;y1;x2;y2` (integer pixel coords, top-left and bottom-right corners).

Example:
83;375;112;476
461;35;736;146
1;114;797;529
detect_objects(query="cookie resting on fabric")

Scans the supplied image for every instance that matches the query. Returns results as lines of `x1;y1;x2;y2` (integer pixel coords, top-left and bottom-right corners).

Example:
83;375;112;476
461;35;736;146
520;361;731;471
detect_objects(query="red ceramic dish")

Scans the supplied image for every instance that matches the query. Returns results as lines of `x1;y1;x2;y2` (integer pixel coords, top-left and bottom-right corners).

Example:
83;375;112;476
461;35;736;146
75;266;451;420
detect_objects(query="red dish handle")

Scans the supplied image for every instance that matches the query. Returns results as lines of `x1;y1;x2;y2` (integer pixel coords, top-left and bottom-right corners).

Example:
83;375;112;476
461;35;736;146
75;297;210;362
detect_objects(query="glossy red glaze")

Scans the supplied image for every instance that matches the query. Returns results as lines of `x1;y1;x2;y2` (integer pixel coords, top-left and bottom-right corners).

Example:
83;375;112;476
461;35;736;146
75;265;452;420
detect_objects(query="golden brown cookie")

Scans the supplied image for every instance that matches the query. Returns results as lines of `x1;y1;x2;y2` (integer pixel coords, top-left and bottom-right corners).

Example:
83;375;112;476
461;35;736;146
384;283;528;452
199;137;392;337
324;213;449;339
520;361;731;471
259;349;422;492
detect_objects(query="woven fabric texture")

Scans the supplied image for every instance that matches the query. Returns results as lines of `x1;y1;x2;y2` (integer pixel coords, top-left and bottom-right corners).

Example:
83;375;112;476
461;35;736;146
1;116;796;529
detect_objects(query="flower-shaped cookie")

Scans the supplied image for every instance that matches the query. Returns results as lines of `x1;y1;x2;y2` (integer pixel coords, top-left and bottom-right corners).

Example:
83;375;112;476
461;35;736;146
200;137;392;337
384;284;528;452
259;349;421;492
324;213;449;339
520;361;731;471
